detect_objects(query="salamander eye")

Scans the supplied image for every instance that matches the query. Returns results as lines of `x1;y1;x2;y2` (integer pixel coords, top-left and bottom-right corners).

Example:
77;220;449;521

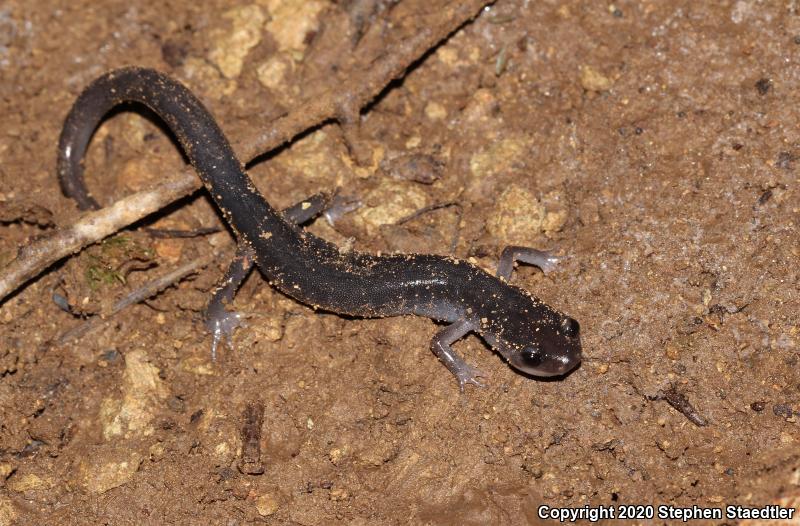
520;346;543;367
560;316;580;338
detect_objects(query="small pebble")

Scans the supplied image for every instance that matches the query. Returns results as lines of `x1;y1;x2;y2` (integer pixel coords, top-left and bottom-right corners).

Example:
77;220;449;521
256;494;279;516
330;488;349;501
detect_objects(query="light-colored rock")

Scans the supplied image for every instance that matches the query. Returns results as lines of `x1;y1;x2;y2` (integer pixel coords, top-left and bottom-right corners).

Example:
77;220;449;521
77;447;143;494
180;354;217;376
153;237;184;264
579;65;613;92
100;350;168;440
425;101;447;121
256;493;280;516
355;179;429;237
148;442;166;462
181;57;238;100
7;473;53;493
193;408;240;464
436;47;460;67
250;314;284;342
329;488;349;501
208;5;267;79
214;441;233;459
263;0;326;55
328;446;348;465
486;184;545;246
256;55;292;91
541;208;568;236
0;496;17;526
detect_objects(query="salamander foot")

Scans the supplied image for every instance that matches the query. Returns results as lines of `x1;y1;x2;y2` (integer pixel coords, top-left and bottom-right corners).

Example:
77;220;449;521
431;319;487;392
497;246;561;280
206;304;247;361
451;361;487;392
324;193;362;226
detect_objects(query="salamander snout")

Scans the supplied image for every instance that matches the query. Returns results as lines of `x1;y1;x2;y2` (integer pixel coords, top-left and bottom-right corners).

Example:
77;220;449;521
506;315;582;377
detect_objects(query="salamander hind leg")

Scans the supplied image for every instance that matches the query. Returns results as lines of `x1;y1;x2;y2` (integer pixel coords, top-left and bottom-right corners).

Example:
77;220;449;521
430;318;486;392
205;245;255;361
205;192;361;359
496;246;561;280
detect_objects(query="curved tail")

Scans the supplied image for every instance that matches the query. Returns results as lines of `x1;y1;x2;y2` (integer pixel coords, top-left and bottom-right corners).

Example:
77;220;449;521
56;67;278;238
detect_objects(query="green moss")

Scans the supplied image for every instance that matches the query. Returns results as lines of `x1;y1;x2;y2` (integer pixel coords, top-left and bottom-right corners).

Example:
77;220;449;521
84;255;125;289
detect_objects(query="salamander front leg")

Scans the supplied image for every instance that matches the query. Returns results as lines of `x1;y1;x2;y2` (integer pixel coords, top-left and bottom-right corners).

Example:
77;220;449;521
431;319;486;392
496;246;561;280
323;194;362;226
282;191;362;227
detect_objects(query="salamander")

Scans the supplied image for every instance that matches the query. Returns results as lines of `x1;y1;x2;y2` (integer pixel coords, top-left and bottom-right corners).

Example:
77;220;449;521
57;67;581;390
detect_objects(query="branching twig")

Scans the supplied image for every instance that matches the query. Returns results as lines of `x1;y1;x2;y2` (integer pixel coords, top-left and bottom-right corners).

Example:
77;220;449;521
55;254;213;345
395;201;463;255
0;0;493;304
0;177;197;302
649;385;709;427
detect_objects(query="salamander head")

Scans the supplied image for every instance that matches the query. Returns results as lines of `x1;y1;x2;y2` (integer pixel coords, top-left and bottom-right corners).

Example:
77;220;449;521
485;307;582;377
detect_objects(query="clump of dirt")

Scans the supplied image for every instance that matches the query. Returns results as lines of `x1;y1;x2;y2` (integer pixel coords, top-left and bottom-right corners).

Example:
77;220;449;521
1;1;799;524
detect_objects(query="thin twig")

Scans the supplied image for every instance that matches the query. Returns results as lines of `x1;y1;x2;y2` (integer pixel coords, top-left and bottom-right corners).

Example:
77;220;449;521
394;201;463;255
238;402;266;475
0;177;197;302
394;201;457;225
144;226;221;239
0;0;493;304
649;385;709;427
55;254;212;345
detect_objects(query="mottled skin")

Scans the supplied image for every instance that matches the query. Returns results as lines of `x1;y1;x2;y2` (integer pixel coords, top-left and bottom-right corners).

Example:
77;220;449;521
57;67;581;389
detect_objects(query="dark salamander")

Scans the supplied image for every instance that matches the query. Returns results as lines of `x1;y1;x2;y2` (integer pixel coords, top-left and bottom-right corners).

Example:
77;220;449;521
57;67;581;390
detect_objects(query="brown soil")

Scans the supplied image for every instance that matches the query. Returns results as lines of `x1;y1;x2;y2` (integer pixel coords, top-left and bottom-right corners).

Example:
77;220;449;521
1;1;799;524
